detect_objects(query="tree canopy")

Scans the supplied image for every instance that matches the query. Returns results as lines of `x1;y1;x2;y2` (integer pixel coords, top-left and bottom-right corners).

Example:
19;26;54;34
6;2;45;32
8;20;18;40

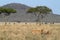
0;7;16;16
36;6;52;14
27;6;52;22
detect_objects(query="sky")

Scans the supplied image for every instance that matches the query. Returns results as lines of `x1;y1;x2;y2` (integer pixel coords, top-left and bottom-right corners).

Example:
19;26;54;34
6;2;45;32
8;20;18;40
0;0;60;15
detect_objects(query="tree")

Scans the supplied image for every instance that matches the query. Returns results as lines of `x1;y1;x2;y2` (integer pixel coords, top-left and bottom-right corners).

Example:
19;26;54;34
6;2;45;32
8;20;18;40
0;7;16;25
4;8;16;22
27;8;37;16
36;6;52;22
27;6;52;22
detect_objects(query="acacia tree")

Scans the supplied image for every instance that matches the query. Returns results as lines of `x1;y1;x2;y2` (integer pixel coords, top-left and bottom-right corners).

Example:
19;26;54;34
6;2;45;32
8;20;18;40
4;8;16;22
36;6;52;22
27;6;52;22
0;7;16;24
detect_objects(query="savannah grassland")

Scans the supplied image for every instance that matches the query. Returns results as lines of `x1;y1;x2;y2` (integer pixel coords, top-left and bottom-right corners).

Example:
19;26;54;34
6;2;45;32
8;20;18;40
0;22;60;40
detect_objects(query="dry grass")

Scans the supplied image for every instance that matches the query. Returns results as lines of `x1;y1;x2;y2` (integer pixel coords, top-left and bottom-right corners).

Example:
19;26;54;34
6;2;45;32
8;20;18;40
0;22;60;40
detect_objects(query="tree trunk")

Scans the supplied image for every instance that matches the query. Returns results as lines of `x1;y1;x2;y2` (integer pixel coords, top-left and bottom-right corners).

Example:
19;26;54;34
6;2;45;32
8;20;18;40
4;13;10;25
40;14;43;23
35;14;40;22
37;14;40;22
37;14;43;23
0;12;1;14
4;16;7;25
